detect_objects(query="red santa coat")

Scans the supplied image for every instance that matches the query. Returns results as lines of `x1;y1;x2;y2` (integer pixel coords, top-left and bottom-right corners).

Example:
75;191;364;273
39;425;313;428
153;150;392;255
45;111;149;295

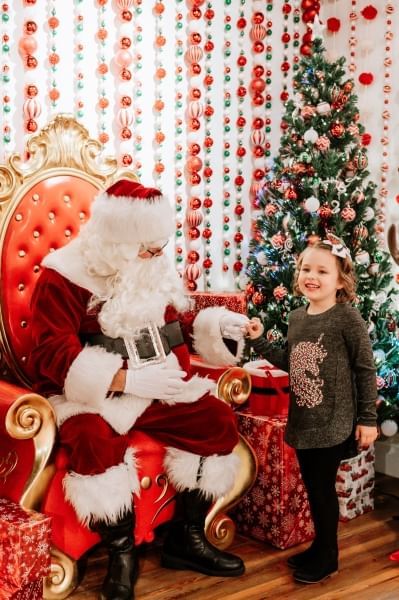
27;268;239;457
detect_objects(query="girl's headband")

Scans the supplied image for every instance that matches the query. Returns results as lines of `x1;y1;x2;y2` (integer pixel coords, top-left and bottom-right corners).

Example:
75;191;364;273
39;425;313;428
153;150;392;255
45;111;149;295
321;233;352;261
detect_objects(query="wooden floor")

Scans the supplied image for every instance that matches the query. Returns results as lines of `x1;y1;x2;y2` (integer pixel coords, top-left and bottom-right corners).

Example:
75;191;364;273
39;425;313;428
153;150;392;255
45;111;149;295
70;474;399;600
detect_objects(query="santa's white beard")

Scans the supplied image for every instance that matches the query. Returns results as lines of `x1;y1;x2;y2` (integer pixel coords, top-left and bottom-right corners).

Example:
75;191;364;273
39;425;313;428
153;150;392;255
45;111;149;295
96;254;189;337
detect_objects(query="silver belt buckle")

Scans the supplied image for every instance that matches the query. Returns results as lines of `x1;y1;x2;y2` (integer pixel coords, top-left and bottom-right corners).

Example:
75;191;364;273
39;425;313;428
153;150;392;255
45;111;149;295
123;323;166;369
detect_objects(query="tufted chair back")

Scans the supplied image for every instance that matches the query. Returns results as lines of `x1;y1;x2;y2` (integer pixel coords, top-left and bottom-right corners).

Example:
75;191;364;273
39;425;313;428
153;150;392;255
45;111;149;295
0;115;136;385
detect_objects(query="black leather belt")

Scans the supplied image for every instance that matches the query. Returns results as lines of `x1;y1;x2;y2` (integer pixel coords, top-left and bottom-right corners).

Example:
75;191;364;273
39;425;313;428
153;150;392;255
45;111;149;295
81;321;184;360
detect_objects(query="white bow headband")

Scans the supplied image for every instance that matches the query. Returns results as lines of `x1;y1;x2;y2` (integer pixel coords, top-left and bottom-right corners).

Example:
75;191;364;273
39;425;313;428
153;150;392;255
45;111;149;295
322;234;352;260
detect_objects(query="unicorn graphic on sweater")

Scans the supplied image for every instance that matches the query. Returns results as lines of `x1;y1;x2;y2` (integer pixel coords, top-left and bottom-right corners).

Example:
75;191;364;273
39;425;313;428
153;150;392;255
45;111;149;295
290;335;328;408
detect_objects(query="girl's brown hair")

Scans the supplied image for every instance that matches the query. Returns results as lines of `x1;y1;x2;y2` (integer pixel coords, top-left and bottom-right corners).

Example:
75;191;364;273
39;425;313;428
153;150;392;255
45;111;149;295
293;241;357;303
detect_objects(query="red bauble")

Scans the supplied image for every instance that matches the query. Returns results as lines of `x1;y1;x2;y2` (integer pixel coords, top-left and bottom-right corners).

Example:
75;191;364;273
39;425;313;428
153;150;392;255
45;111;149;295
203;258;212;269
253;12;264;25
361;5;378;19
282;3;292;13
26;118;37;132
281;32;291;44
281;61;290;72
187;250;200;263
203;198;213;209
237;116;246;127
280;91;289;102
254;146;264;158
330;122;345;137
235;175;244;187
190;63;202;76
204;9;214;20
204;106;214;117
202;228;212;239
361;133;372;146
252;291;264;305
253;65;265;78
358;72;374;85
190;8;202;19
237;55;247;67
327;17;341;32
253;169;264;180
303;31;313;43
237;86;247;97
203;166;213;178
190;88;201;100
253;41;264;54
301;0;314;9
302;9;317;23
252;93;264;106
236;146;246;158
251;78;266;92
235;205;245;216
204;136;213;147
190;172;201;185
186;280;197;292
234;232;244;243
190;118;201;131
253;117;264;129
233;261;243;272
188;227;200;240
300;44;312;56
187;156;203;172
190;197;202;210
189;143;201;156
204;40;214;52
237;17;246;29
204;74;213;86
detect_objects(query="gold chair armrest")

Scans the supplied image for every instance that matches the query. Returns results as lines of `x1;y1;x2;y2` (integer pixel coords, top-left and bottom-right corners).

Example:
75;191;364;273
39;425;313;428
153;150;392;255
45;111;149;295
217;366;252;406
2;381;56;510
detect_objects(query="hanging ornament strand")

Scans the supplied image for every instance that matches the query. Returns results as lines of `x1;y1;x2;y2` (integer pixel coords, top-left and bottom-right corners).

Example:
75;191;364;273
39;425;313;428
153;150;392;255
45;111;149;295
20;0;41;136
74;0;85;121
174;0;185;276
231;0;249;288
184;1;204;292
1;2;12;158
47;0;60;113
348;0;358;74
96;0;110;149
114;0;134;168
132;0;143;175
202;0;216;289
153;1;166;185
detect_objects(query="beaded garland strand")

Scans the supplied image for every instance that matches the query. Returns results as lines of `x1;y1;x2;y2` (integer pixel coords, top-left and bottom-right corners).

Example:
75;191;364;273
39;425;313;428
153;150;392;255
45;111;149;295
74;0;84;121
153;1;166;185
96;0;110;149
21;0;41;135
174;0;185;276
202;0;215;289
184;0;204;292
132;0;143;175
1;2;12;157
47;0;60;112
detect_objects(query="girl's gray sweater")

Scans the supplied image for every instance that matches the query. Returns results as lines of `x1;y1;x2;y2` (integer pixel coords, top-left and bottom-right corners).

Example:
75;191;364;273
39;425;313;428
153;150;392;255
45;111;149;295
249;303;377;449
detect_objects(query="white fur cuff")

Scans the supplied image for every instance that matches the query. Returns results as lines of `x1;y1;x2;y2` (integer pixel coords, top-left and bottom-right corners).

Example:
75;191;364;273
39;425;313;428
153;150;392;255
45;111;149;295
192;307;245;366
63;448;139;525
164;448;240;501
64;345;123;409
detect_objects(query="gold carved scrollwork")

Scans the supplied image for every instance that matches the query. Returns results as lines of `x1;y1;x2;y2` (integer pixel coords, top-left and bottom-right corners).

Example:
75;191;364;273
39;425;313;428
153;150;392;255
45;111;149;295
44;547;79;600
217;367;252;406
0;449;18;482
5;393;56;510
0;165;16;207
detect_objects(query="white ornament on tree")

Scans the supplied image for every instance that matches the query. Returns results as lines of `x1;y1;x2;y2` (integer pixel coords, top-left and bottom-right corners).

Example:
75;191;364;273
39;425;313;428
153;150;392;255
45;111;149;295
304;196;320;212
381;419;398;437
304;128;319;144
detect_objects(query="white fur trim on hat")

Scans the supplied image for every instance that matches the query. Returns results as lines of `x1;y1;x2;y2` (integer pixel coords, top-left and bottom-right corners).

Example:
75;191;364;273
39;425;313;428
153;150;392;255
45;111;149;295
192;307;245;366
64;345;123;409
163;448;240;501
63;448;139;525
90;192;174;245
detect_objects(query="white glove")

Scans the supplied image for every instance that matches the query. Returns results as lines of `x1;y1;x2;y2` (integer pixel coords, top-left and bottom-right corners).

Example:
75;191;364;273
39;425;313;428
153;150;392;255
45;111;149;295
124;364;186;400
219;311;250;341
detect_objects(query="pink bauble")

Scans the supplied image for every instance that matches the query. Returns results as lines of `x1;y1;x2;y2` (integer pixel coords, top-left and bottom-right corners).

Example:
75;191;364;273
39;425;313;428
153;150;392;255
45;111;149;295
115;49;133;68
18;35;38;57
185;263;202;281
185;45;203;64
251;129;266;146
117;108;133;127
23;98;41;119
186;209;203;227
250;25;267;41
186;156;203;173
188;100;203;119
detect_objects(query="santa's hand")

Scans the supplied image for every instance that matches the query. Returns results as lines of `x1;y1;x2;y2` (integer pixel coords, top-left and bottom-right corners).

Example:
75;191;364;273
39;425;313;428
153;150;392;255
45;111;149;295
219;311;250;341
124;364;186;400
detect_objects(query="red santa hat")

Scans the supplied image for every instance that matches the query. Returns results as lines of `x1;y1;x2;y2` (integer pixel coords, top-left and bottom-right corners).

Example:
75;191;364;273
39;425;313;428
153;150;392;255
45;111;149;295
90;179;174;245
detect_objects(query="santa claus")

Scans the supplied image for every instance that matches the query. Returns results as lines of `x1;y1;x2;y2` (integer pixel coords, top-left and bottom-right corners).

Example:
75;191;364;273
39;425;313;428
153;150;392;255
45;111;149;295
27;179;249;600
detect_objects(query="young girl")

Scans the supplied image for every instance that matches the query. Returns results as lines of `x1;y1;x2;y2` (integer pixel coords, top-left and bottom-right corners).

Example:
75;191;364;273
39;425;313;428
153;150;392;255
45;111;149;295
246;235;378;584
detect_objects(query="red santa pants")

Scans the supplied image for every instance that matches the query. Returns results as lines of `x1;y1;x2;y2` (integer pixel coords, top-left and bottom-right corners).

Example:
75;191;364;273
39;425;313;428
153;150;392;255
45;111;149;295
59;394;239;476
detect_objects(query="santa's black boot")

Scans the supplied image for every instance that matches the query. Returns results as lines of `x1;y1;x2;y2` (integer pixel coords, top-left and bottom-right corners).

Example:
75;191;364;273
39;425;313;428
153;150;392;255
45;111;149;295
161;489;245;577
92;511;137;600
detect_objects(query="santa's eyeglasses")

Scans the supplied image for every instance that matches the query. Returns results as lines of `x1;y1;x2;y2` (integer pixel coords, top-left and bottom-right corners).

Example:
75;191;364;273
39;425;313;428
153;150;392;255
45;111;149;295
140;241;169;257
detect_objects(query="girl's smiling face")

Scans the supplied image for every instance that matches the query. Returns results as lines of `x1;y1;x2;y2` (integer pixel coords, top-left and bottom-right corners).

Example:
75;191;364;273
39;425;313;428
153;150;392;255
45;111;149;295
297;247;344;312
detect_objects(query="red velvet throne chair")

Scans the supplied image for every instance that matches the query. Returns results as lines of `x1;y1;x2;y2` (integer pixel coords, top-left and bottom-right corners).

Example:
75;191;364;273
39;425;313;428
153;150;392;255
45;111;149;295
0;115;256;599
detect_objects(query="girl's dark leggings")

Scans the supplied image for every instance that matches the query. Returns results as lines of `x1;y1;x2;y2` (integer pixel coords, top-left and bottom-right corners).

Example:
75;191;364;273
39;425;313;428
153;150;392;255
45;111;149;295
296;440;347;559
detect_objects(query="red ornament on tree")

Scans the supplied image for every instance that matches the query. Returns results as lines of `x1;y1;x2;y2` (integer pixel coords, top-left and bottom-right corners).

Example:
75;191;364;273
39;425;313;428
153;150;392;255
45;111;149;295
358;72;374;85
327;17;341;32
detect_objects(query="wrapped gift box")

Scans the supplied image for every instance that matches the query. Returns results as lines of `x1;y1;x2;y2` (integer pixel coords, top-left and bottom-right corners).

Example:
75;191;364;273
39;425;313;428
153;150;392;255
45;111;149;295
231;410;314;549
189;291;247;315
0;579;43;600
232;411;375;549
0;498;51;595
336;447;375;521
243;359;289;417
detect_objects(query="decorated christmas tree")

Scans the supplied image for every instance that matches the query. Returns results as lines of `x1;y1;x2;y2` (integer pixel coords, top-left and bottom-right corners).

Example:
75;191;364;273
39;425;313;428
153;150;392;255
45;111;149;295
245;35;399;435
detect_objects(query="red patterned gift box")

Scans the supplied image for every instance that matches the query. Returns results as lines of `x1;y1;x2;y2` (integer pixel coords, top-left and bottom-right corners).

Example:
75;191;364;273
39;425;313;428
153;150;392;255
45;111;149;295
0;498;51;596
0;579;43;600
189;291;247;315
336;447;375;522
243;359;290;417
231;410;314;549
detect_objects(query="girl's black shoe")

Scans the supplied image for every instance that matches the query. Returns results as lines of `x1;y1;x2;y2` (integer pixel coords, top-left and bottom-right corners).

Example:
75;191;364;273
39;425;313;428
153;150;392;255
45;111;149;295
287;545;316;569
293;559;338;584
